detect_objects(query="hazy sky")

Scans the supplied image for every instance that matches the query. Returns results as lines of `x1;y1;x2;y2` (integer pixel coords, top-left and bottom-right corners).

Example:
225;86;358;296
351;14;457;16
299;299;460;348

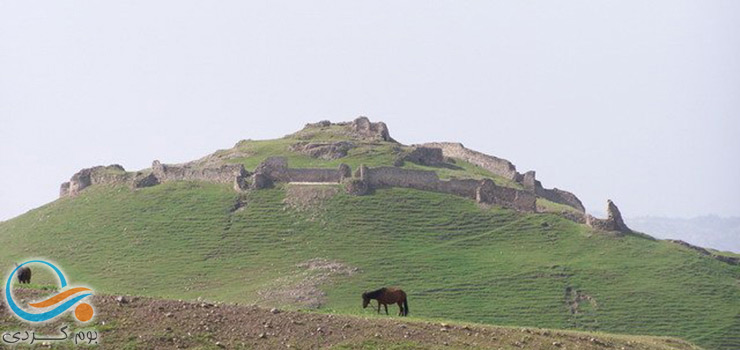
1;1;739;223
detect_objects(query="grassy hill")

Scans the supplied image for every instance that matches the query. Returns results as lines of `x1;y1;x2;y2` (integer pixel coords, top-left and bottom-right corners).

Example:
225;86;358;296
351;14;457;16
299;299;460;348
1;123;738;349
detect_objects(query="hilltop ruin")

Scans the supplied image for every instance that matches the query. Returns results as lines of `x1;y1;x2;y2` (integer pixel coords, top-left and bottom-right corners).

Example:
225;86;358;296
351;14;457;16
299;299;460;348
58;117;630;233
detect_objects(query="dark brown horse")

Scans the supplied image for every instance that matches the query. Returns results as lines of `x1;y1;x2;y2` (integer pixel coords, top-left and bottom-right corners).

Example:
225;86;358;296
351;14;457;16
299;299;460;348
362;287;408;316
14;263;31;284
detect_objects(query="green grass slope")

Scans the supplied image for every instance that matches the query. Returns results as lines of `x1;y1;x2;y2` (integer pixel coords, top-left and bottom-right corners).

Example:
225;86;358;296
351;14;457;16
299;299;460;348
0;182;737;349
1;125;738;349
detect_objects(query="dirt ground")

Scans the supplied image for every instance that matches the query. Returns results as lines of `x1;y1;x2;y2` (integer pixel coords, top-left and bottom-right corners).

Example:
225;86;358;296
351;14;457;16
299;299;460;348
0;289;699;350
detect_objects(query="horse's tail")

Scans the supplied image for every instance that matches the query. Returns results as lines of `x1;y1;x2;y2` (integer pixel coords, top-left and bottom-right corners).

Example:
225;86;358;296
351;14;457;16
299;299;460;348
403;298;409;316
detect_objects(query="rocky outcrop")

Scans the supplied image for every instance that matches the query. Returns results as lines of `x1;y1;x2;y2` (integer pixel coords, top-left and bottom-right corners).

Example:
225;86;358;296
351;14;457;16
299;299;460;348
586;200;631;233
290;141;356;160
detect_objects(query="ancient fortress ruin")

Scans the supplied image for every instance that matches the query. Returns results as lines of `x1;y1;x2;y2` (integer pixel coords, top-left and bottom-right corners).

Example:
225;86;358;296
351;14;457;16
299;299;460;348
58;117;630;233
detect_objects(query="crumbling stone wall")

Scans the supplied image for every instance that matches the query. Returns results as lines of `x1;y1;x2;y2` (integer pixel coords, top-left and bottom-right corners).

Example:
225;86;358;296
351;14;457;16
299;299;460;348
475;179;536;212
420;143;584;213
668;240;739;265
289;141;355;160
437;179;480;199
535;184;585;213
521;171;537;191
422;142;519;180
351;166;536;212
586;200;631;233
350;117;393;142
254;157;289;182
60;165;130;197
522;171;585;213
60;161;251;197
402;147;445;166
131;172;160;189
361;167;440;191
255;157;348;183
152;160;247;184
286;169;344;183
296;117;395;142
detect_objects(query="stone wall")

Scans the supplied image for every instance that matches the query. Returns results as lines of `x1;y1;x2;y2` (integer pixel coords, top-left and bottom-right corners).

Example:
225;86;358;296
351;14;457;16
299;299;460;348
361;167;440;191
422;142;519;180
586;200;631;233
286;168;344;183
437;179;480;199
255;157;348;183
350;117;393;142
296;117;395;142
152;160;248;184
254;157;290;181
289;141;355;160
354;165;536;212
535;183;585;213
420;144;585;213
60;165;131;197
60;161;251;197
249;158;535;212
402;147;445;166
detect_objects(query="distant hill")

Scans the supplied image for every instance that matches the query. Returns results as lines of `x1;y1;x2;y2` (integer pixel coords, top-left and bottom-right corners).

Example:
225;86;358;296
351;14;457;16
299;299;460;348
629;216;740;253
1;118;737;349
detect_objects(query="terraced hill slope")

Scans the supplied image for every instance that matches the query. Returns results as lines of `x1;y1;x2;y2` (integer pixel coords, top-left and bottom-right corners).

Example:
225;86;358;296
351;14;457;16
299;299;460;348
1;118;738;349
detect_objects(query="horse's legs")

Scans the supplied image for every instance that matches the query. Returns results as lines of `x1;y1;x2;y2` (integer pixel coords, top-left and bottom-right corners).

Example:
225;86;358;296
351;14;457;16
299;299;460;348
398;302;404;316
384;304;388;315
377;301;381;314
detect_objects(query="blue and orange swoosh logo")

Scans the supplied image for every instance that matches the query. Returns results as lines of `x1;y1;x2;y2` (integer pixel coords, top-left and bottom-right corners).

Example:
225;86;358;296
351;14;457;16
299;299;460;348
4;260;94;323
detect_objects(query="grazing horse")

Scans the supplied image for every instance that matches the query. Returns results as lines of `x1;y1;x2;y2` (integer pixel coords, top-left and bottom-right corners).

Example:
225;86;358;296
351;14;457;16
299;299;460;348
362;287;409;316
15;263;32;284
